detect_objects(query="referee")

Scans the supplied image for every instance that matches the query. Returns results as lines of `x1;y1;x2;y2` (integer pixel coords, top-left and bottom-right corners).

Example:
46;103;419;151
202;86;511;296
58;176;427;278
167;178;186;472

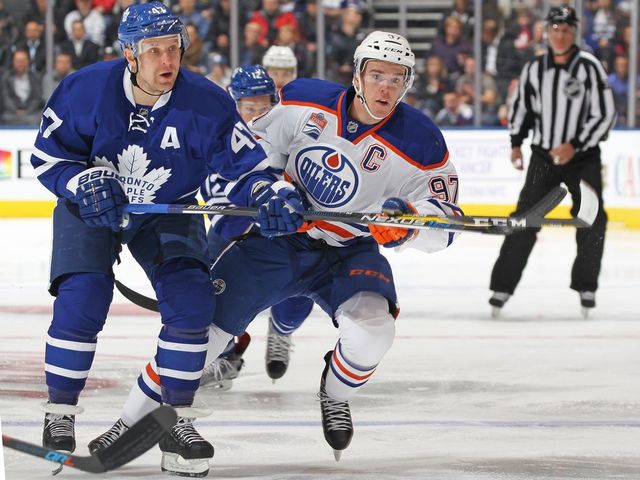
488;6;615;318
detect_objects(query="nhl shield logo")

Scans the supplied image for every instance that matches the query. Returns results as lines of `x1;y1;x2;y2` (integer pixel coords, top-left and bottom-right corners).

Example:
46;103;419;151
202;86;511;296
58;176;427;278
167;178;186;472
212;278;226;295
295;145;358;208
563;77;583;99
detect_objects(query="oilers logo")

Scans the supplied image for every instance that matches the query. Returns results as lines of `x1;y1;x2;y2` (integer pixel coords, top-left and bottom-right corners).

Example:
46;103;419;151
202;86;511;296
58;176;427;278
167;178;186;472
295;146;358;208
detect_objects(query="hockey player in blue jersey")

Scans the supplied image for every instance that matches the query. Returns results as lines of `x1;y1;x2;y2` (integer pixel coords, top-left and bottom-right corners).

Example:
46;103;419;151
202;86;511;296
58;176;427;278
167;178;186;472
30;3;278;477
89;31;462;464
199;64;315;388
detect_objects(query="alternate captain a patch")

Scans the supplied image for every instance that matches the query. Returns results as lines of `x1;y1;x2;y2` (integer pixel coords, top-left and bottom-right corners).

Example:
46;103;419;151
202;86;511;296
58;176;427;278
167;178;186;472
302;112;328;139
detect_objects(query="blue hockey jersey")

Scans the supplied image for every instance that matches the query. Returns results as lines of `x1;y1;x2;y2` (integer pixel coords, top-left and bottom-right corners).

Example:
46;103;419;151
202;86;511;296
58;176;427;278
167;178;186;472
31;60;276;209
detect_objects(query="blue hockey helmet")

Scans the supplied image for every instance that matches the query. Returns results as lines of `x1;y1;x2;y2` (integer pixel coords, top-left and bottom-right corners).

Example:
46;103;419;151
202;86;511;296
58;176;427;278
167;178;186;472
228;65;278;104
118;2;189;57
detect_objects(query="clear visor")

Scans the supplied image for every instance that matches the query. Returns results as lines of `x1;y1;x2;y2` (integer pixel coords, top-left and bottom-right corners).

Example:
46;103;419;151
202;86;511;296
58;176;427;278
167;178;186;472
362;71;407;88
137;34;182;55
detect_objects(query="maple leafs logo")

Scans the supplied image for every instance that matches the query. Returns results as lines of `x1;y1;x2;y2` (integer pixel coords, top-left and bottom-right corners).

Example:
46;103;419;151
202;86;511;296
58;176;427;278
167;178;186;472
95;145;172;203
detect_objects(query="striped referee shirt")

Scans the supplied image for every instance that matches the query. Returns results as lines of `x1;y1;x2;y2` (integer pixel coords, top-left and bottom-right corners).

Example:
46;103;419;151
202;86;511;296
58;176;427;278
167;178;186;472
509;46;616;152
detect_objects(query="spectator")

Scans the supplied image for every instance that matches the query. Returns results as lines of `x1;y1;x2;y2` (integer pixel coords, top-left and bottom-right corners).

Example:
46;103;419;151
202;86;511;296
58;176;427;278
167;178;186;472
428;16;471;80
443;0;474;39
530;20;546;57
64;0;106;46
176;0;209;41
587;0;616;69
455;56;499;125
239;21;267;66
22;0;74;44
205;52;230;89
402;86;427;114
0;49;43;125
16;20;46;73
434;90;473;127
274;24;309;76
497;78;519;127
43;51;74;101
92;0;117;16
421;54;453;117
0;0;19;68
103;0;136;53
59;20;100;69
613;25;638;65
509;7;534;53
250;0;299;46
325;5;364;86
608;55;639;126
205;0;238;60
182;23;209;74
495;16;534;99
295;0;320;77
481;18;500;76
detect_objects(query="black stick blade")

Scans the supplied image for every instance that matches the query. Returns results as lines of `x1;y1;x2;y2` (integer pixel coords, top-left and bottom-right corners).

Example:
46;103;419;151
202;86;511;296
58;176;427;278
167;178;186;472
95;405;177;471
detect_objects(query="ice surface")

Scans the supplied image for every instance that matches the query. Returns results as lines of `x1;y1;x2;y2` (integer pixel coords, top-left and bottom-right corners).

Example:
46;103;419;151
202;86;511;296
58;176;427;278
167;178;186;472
1;219;639;479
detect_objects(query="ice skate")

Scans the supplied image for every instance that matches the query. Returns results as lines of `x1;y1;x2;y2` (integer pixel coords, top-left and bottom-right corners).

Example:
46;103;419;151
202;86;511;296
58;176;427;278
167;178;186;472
265;318;293;381
200;332;251;390
318;351;353;461
41;403;83;475
88;418;129;454
489;291;511;318
579;291;595;319
159;408;214;477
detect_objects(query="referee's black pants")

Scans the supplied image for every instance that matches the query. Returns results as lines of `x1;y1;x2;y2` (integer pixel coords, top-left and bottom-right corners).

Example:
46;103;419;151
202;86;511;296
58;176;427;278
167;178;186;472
490;146;607;295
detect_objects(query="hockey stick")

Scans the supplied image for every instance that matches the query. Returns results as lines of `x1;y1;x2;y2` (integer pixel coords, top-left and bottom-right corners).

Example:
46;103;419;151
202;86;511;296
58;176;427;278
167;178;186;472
2;405;176;473
115;278;160;313
115;184;587;313
125;184;595;235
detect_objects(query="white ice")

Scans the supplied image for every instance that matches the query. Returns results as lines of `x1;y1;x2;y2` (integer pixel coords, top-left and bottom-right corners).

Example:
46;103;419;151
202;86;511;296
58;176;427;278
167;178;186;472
1;219;639;480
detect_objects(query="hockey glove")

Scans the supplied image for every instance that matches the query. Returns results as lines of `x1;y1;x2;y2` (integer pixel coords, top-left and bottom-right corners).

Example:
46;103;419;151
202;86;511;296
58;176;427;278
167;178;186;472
369;197;418;248
252;180;305;237
71;167;128;231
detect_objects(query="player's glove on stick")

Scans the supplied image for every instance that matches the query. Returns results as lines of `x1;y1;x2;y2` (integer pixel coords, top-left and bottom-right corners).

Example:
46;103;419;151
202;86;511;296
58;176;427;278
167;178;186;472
252;180;304;237
369;197;418;248
70;167;128;231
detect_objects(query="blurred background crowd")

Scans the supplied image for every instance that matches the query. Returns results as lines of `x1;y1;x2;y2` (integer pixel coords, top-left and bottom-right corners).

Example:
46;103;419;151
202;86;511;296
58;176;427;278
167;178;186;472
0;0;637;127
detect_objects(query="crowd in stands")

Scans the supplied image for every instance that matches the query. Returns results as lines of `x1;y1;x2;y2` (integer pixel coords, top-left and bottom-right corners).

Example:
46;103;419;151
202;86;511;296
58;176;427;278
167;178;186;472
0;0;638;126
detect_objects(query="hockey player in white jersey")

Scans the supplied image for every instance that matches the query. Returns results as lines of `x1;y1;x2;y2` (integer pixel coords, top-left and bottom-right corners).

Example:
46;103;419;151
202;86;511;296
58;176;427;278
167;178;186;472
262;45;297;90
92;31;462;463
210;30;462;459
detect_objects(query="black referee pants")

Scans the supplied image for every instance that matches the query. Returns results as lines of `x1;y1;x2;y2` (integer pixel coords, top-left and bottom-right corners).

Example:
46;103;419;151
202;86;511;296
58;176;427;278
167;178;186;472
490;146;607;295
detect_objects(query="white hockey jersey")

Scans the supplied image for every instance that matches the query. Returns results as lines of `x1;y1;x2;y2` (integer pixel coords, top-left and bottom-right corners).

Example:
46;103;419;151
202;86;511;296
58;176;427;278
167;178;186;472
249;78;461;252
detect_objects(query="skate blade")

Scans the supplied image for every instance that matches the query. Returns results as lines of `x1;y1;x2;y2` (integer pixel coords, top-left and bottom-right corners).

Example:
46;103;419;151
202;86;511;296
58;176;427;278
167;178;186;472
333;449;342;461
581;307;591;319
491;306;502;319
161;452;210;477
200;379;232;391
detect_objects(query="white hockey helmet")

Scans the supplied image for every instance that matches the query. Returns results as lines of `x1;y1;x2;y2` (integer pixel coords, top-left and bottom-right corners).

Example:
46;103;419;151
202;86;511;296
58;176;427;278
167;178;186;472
262;46;297;70
353;31;415;120
354;31;415;79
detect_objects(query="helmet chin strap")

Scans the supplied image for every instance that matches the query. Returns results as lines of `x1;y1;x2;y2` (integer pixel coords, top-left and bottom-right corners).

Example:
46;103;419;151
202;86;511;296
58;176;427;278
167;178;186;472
127;58;174;98
353;71;405;123
353;72;408;122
